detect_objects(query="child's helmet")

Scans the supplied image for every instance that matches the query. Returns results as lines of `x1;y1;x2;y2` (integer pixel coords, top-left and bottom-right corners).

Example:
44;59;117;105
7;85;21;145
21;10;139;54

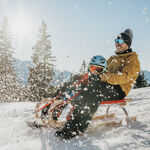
89;55;107;73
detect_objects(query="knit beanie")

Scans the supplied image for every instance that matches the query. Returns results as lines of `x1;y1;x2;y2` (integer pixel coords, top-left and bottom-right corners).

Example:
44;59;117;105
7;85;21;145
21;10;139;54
117;29;133;48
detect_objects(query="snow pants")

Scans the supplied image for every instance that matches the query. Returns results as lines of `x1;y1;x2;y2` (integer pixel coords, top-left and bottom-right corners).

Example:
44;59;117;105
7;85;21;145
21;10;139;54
61;77;126;134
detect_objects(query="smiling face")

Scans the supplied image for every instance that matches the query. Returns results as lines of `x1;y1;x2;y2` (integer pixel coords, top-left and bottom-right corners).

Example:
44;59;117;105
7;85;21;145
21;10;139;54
115;41;129;53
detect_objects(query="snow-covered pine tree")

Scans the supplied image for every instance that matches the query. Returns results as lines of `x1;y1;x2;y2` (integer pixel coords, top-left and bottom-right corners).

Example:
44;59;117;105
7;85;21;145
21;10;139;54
0;17;24;102
134;72;148;88
79;60;87;75
28;21;55;101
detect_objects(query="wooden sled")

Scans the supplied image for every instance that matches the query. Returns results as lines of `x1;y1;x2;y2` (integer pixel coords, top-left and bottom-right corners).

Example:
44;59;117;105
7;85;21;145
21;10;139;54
35;97;136;130
86;98;136;130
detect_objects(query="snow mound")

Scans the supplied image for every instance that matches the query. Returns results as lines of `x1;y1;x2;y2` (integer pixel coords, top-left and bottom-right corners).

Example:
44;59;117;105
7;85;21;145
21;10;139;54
0;87;150;150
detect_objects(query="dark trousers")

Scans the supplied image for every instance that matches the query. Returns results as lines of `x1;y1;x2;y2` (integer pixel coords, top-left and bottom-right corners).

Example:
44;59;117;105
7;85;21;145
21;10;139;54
62;79;126;133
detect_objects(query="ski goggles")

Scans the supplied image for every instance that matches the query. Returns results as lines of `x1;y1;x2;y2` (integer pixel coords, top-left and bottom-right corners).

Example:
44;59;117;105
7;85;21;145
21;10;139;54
115;39;125;44
89;65;104;73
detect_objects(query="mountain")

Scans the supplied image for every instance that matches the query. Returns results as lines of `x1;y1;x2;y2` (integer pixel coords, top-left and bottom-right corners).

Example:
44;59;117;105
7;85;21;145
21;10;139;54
142;70;150;84
53;69;71;86
14;59;33;85
13;59;71;85
13;59;150;86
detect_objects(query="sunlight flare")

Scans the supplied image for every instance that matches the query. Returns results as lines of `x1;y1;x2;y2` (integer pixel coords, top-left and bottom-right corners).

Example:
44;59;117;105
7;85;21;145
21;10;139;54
10;13;32;37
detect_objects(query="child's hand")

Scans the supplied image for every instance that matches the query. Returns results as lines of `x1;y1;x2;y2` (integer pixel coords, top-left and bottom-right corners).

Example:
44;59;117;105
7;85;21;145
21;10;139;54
92;70;100;76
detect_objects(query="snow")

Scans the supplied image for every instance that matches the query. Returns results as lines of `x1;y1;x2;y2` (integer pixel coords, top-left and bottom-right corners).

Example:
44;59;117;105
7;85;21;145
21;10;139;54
1;87;150;150
145;17;149;23
142;7;147;14
108;2;112;6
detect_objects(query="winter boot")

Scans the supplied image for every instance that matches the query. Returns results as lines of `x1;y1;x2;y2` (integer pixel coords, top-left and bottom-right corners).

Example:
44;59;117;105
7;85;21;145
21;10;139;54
54;119;79;140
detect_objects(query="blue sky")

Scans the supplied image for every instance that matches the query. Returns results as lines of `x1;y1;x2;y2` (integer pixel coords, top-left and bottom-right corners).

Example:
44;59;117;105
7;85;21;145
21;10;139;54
0;0;150;72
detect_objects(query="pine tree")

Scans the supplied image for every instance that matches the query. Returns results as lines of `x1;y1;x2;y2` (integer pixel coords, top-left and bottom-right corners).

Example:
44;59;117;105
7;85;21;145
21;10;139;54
134;72;148;88
0;17;24;102
0;17;14;77
79;60;87;75
28;21;55;101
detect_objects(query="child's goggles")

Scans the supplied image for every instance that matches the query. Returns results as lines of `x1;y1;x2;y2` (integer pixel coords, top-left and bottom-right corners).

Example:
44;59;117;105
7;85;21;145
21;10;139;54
89;65;104;73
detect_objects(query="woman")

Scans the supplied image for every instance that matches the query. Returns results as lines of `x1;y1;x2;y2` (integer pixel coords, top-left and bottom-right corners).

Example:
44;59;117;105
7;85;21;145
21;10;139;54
54;29;140;140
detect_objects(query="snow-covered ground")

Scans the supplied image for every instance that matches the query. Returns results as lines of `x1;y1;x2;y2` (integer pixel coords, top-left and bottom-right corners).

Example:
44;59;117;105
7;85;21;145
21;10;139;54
0;87;150;150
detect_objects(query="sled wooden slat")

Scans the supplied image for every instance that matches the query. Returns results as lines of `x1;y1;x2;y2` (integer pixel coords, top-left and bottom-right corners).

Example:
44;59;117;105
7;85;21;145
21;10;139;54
94;120;122;128
126;117;136;122
92;113;115;121
89;119;122;130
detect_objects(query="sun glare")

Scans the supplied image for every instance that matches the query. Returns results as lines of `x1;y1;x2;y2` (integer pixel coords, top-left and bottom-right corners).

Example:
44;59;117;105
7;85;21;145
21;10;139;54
10;14;32;38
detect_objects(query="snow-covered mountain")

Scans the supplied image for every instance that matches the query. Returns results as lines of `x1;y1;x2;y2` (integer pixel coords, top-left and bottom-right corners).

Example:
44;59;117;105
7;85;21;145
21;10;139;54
53;69;71;85
142;70;150;84
14;59;71;85
0;87;150;150
13;59;150;85
14;59;33;85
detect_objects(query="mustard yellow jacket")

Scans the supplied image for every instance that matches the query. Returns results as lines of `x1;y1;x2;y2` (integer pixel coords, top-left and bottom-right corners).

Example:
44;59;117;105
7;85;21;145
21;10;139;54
100;51;140;96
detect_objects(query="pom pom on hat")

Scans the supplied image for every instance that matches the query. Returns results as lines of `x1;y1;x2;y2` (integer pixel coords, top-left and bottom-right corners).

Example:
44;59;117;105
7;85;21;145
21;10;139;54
117;29;133;47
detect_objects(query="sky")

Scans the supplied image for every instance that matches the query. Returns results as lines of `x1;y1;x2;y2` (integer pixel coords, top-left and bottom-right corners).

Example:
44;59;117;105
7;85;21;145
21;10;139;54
0;0;150;72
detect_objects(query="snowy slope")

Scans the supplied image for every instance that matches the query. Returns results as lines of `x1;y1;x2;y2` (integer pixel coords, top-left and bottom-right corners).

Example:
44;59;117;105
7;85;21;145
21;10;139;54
0;87;150;150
